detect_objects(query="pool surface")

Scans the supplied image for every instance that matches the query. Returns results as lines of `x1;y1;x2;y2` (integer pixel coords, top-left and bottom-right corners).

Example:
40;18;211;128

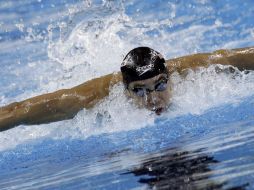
0;0;254;189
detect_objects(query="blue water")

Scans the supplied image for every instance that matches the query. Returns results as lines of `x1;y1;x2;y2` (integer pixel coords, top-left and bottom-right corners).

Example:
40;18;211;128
0;0;254;189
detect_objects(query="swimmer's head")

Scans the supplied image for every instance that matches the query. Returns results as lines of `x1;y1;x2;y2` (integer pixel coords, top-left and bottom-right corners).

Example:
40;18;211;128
121;47;171;114
121;47;168;87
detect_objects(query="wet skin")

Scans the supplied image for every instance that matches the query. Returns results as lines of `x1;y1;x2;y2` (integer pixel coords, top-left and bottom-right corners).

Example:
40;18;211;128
126;74;171;115
1;46;254;131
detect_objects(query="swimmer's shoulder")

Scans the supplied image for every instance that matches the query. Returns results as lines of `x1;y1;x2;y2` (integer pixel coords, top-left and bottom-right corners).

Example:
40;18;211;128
165;46;254;73
67;71;123;103
165;53;210;74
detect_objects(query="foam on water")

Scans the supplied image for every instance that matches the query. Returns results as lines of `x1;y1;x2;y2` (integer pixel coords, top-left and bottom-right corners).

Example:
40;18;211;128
1;0;254;152
1;66;254;151
169;65;254;115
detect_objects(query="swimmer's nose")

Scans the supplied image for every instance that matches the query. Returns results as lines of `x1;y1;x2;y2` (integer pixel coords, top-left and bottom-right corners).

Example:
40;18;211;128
146;92;163;109
147;91;160;104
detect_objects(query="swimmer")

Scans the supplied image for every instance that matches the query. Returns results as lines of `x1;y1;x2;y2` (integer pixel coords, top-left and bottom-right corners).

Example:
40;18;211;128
1;46;254;131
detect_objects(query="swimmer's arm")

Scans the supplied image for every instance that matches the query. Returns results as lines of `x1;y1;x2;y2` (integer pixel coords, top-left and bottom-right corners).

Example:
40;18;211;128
0;73;121;132
166;46;254;73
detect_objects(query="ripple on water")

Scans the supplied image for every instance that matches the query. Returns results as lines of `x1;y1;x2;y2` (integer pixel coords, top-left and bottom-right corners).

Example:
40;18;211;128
1;0;254;189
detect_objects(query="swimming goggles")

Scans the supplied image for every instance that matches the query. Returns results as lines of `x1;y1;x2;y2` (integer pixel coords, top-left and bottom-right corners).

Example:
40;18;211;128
130;77;168;97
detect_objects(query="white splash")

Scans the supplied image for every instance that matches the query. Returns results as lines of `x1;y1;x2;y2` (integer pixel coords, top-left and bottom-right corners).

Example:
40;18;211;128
1;1;254;152
1;66;254;151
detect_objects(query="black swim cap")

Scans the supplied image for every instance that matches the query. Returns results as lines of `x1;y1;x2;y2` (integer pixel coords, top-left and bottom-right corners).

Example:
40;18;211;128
121;47;168;87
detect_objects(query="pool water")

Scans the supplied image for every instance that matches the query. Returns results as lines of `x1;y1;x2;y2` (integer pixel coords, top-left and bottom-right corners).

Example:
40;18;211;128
0;0;254;189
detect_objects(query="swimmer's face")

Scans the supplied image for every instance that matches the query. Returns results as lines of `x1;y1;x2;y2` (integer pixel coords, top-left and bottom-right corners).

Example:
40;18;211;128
126;74;171;115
